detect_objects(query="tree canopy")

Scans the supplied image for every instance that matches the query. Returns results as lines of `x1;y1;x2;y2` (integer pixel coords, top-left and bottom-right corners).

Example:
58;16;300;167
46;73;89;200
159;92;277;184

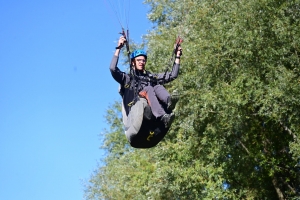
85;0;300;199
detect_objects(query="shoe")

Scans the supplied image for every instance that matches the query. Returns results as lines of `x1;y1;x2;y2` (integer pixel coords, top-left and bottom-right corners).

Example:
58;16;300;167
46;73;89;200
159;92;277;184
167;90;180;111
161;113;175;128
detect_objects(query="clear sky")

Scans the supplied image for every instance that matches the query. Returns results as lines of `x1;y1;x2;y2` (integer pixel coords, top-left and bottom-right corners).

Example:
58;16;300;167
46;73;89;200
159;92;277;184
0;1;150;199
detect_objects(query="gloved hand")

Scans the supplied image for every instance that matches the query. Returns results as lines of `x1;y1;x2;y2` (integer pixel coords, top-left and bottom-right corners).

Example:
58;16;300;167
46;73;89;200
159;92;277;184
174;36;183;57
116;36;126;49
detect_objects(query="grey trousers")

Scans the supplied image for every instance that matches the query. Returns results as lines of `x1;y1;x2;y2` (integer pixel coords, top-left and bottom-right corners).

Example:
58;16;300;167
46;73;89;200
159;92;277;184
139;85;170;118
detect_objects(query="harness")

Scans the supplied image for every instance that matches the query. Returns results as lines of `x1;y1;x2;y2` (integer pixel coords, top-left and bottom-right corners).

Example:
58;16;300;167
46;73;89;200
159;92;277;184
120;70;160;116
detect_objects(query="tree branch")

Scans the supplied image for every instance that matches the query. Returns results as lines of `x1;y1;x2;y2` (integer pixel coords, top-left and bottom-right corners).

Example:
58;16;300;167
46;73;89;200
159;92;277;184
238;139;250;155
279;121;297;140
272;177;284;200
279;177;297;195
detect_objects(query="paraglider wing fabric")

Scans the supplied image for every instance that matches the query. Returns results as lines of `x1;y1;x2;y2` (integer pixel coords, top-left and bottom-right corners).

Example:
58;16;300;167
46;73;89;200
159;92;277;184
124;98;169;148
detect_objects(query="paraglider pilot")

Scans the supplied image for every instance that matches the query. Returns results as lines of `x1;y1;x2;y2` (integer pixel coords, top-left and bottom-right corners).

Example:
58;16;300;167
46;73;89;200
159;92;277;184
110;36;182;128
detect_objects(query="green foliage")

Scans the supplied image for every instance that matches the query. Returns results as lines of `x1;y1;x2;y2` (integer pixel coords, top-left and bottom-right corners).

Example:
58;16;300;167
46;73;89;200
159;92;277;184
85;0;300;199
100;101;130;157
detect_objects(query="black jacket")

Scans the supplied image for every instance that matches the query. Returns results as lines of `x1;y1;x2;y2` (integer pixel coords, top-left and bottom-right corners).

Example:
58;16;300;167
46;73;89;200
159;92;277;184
109;55;180;115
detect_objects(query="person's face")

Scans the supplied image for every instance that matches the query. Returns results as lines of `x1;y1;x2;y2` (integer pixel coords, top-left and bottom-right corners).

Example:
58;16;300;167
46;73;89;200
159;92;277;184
133;56;146;71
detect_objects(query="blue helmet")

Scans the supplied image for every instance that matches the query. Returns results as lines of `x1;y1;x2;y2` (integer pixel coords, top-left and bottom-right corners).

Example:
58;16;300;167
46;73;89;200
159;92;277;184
130;49;147;59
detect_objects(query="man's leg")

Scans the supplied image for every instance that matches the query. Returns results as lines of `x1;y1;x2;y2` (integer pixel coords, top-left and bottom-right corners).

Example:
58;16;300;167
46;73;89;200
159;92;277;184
154;85;179;111
139;86;175;128
153;85;170;105
139;86;166;118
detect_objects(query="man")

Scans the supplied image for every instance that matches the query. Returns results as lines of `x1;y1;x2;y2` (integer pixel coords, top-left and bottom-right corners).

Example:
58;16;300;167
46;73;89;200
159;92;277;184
110;36;182;128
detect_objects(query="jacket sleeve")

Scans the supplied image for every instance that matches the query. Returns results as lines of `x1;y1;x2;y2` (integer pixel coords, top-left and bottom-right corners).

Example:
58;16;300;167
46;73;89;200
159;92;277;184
109;55;127;85
155;63;180;83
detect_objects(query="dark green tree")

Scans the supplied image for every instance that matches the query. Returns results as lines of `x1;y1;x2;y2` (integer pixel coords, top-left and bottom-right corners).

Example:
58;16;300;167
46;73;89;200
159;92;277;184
85;0;300;199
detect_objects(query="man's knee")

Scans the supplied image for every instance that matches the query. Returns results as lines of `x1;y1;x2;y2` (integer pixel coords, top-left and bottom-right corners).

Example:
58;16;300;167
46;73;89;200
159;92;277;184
154;85;164;89
143;86;154;93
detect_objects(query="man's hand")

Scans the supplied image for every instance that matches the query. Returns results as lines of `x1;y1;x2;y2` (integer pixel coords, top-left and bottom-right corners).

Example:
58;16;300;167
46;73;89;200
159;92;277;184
176;46;182;57
116;36;126;49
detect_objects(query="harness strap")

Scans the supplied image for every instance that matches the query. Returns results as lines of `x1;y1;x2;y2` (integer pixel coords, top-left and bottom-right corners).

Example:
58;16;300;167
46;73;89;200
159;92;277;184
122;70;162;115
132;71;160;87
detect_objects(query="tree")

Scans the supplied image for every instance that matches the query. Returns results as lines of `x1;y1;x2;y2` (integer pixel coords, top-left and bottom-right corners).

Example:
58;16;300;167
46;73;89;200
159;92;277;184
85;0;300;199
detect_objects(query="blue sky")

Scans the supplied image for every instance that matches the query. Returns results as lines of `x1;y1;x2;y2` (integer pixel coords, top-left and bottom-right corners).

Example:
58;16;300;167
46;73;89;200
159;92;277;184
0;1;150;199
